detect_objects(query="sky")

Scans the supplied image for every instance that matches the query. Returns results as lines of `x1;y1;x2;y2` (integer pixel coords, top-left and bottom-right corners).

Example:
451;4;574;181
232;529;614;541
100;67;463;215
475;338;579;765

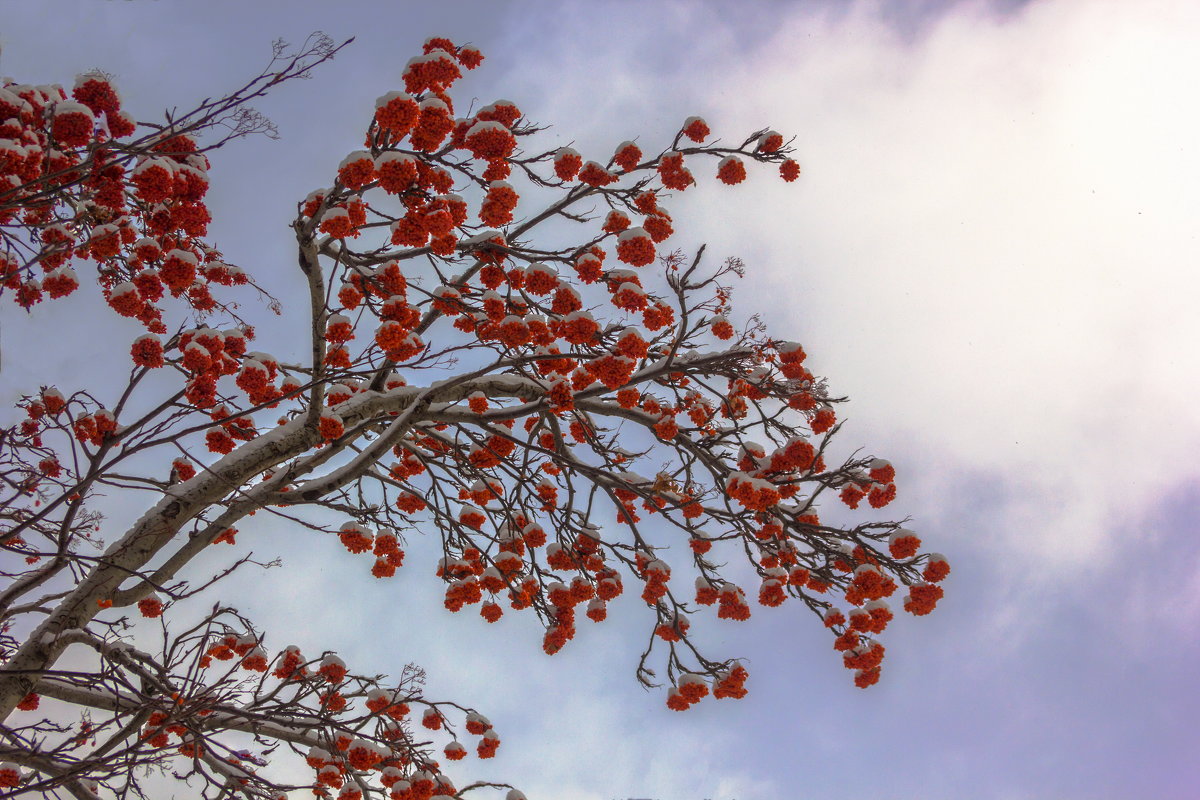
2;0;1199;798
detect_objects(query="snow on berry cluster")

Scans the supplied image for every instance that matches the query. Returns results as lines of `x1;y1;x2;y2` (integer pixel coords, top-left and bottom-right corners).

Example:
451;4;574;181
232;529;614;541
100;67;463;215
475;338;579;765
1;71;244;326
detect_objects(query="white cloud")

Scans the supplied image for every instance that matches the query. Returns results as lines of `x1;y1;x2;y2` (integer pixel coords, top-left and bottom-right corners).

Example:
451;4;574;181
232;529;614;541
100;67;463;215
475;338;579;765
662;0;1200;566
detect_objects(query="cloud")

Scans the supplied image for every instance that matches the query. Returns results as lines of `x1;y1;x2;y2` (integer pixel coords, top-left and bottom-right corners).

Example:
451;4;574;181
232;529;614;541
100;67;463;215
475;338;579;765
656;0;1200;567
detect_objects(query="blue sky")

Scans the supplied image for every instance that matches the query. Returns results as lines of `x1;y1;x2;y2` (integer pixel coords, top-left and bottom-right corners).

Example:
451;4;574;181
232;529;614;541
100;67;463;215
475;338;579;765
2;1;1198;798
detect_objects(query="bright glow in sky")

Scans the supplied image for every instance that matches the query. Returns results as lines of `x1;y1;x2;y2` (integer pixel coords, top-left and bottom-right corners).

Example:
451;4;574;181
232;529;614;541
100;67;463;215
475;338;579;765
2;1;1198;798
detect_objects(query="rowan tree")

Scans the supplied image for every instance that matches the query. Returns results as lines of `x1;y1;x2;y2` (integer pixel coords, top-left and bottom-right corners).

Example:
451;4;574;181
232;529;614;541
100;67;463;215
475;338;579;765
0;32;949;800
